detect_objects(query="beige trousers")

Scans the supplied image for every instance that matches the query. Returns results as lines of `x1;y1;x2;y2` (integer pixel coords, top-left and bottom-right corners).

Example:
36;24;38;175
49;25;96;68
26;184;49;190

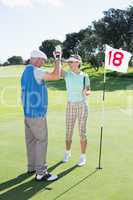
24;117;48;175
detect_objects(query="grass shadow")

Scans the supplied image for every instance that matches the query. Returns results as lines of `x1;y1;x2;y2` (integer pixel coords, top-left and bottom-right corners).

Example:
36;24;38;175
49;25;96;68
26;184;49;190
0;161;63;193
0;163;77;200
46;73;133;92
54;169;98;200
46;79;66;91
85;68;133;91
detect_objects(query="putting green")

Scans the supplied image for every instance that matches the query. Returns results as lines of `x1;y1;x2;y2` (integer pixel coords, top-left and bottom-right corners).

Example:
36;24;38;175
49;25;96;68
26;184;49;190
0;65;133;200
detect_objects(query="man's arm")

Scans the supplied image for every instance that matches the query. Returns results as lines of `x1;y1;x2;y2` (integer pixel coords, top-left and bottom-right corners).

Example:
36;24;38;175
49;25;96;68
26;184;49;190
44;60;61;81
61;69;65;77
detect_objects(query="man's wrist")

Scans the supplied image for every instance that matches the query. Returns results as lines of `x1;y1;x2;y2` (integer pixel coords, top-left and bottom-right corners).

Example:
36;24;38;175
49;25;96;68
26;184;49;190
54;60;61;68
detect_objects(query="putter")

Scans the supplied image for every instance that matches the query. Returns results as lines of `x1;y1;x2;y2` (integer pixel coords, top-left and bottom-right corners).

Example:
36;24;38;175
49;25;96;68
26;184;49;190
55;45;62;60
74;40;81;55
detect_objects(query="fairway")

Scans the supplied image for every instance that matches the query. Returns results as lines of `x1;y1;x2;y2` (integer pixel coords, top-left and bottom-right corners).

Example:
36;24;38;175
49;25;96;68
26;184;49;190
0;65;133;200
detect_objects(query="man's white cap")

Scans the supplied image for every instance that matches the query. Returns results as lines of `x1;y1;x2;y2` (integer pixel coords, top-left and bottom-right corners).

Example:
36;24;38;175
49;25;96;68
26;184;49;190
30;50;47;60
66;55;82;63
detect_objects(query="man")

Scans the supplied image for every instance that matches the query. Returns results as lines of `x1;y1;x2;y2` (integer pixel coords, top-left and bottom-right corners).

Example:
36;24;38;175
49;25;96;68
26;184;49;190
21;49;61;181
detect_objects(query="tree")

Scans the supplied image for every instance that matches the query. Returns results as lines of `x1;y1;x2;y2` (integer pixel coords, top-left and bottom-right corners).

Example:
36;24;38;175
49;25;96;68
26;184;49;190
79;26;98;62
93;8;129;50
39;39;62;58
63;29;88;58
39;5;133;68
3;62;9;66
8;56;23;65
127;6;133;53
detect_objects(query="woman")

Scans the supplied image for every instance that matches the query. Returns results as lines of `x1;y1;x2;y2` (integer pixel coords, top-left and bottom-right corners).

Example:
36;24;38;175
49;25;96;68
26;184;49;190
61;55;91;166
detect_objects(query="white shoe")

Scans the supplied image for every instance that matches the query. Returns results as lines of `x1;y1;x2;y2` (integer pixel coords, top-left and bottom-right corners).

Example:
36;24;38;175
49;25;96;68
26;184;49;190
63;151;71;163
36;173;58;181
47;173;58;181
78;155;86;167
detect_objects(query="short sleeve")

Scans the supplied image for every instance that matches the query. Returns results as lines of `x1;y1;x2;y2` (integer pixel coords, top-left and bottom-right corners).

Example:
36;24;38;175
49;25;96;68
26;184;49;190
63;71;69;79
34;68;47;83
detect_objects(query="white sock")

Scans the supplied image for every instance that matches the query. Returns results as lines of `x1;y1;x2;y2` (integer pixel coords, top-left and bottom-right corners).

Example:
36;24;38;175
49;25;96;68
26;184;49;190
80;154;86;158
66;150;71;154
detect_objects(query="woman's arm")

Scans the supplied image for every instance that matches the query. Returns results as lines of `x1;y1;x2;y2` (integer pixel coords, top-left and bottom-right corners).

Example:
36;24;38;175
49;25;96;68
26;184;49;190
83;75;91;96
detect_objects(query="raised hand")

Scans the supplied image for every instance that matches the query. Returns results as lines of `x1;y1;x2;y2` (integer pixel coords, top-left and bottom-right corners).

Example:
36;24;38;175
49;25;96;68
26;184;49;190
53;45;62;61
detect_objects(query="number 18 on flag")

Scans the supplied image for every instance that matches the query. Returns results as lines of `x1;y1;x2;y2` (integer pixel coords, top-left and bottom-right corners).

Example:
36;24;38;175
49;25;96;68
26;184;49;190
105;45;132;73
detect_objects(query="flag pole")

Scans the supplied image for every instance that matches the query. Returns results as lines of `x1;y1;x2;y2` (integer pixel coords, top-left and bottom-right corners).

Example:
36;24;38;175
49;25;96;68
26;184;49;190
96;64;106;170
95;44;132;170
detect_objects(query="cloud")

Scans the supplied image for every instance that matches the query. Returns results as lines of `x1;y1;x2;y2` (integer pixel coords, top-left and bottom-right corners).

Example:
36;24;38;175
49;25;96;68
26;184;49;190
1;0;32;8
47;0;64;8
0;0;64;8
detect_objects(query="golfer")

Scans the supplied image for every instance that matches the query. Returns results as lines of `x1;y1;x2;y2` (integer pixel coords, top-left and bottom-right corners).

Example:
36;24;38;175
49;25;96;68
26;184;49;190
61;55;91;166
21;49;61;181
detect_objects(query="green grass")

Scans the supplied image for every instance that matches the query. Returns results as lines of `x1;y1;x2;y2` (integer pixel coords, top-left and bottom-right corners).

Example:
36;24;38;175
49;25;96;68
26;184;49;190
0;65;133;200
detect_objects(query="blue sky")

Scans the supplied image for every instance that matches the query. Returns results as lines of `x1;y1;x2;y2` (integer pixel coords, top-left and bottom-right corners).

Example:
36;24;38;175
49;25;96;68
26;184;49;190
0;0;132;62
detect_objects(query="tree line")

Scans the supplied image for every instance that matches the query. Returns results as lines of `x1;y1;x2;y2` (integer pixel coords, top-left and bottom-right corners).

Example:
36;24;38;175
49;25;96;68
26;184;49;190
1;6;133;67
